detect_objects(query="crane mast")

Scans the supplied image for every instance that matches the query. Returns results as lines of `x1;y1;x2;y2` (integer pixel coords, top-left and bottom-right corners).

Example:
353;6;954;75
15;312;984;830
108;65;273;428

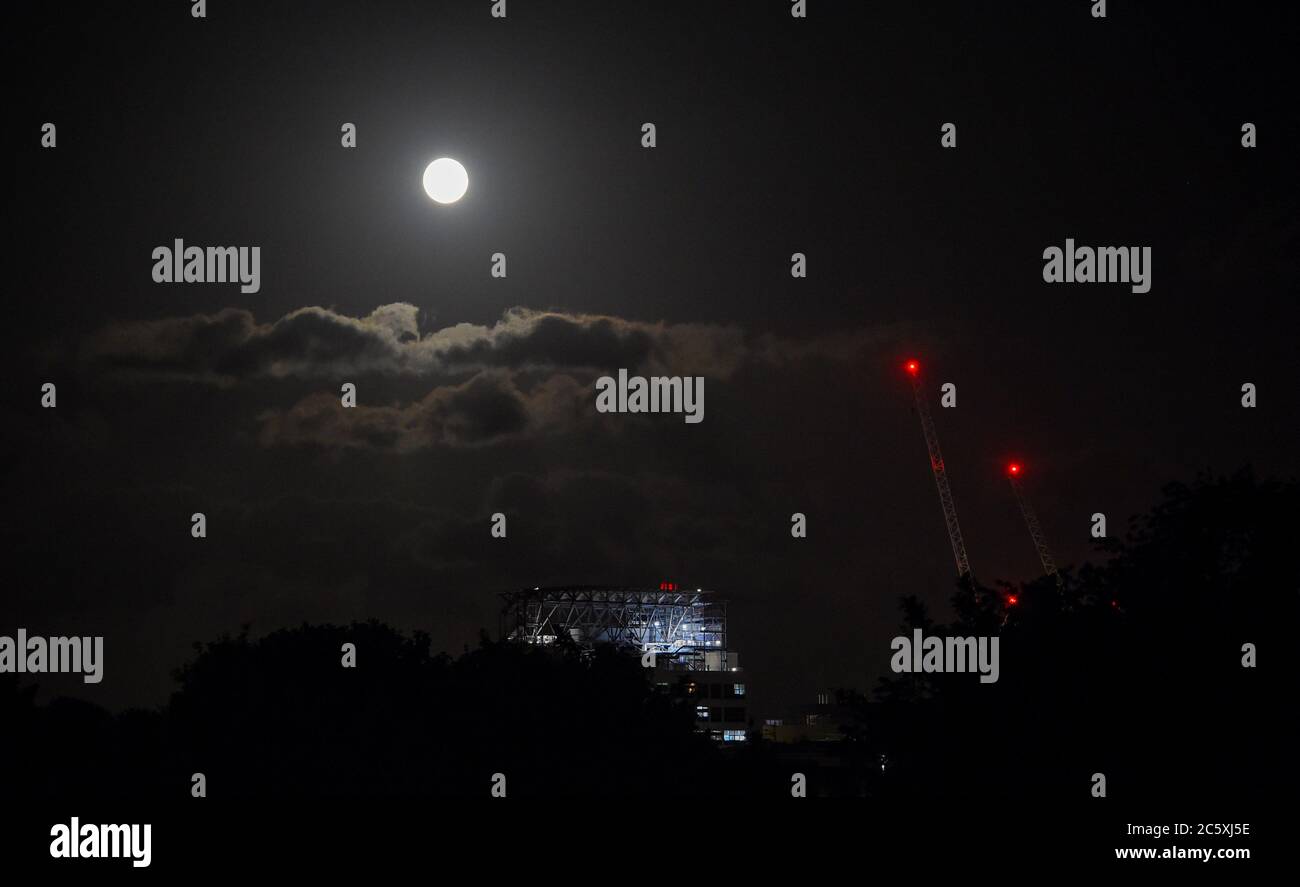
905;361;972;580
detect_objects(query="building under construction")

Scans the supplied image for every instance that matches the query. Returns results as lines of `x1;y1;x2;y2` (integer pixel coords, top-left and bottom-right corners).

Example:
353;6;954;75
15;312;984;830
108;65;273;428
499;584;749;742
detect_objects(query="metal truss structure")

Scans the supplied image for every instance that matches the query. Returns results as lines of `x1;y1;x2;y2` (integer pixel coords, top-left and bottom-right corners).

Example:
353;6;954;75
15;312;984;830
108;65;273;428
499;586;727;670
1008;473;1063;590
906;362;973;580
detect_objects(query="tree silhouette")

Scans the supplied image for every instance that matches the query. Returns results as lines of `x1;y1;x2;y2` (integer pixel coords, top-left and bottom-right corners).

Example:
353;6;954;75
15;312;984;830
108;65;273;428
5;621;728;798
845;468;1298;802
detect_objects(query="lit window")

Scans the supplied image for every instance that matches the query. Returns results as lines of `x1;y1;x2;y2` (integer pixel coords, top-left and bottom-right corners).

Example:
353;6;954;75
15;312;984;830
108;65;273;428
723;730;747;742
733;683;746;697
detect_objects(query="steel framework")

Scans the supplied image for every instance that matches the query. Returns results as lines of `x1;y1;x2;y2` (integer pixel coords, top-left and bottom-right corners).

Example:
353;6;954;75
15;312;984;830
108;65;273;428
499;586;727;670
1008;474;1063;589
907;363;973;579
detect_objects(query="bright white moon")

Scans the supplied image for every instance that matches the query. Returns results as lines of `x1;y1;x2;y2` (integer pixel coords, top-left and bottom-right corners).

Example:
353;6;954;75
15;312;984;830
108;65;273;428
422;158;469;204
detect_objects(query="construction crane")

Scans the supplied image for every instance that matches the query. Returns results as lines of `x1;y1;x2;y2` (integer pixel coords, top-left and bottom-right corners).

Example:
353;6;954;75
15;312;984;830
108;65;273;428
1005;461;1063;590
904;359;972;580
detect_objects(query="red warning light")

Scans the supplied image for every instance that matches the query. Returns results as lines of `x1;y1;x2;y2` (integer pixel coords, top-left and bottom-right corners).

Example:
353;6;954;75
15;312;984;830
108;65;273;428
904;360;919;375
1007;594;1019;606
1007;462;1022;477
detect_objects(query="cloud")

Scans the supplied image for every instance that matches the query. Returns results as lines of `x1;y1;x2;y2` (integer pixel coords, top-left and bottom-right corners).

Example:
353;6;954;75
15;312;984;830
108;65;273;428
80;304;761;383
257;370;576;451
77;304;909;450
81;305;410;382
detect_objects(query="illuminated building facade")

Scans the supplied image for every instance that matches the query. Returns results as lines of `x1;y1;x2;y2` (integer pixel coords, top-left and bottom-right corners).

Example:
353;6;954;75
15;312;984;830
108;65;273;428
499;584;749;743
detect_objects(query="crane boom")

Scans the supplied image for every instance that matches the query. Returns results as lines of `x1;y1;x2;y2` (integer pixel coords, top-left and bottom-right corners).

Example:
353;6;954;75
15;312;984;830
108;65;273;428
906;362;972;579
1006;466;1063;589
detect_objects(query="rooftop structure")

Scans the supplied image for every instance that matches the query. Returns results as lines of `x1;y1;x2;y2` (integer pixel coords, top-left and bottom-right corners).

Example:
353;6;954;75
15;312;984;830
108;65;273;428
499;584;729;671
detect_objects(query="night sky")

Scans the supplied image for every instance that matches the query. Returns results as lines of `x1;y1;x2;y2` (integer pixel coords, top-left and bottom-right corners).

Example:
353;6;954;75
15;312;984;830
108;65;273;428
7;0;1297;718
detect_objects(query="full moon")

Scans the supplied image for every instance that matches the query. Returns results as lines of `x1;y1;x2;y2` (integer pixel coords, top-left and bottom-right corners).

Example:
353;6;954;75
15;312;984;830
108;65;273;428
422;157;469;204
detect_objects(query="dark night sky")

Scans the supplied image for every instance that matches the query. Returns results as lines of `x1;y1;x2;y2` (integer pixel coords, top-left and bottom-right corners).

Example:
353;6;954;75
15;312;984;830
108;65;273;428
6;0;1297;717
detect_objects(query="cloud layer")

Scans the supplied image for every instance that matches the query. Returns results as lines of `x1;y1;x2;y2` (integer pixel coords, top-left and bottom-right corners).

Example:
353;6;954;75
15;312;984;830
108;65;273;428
81;304;757;382
79;304;895;451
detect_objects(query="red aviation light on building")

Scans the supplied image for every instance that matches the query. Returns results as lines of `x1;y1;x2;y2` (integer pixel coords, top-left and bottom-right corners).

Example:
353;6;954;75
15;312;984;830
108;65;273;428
1007;594;1019;606
904;360;920;375
1007;462;1022;477
659;581;677;591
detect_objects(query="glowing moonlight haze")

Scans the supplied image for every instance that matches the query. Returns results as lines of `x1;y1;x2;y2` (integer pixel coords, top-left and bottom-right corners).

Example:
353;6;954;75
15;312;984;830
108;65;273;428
422;157;469;204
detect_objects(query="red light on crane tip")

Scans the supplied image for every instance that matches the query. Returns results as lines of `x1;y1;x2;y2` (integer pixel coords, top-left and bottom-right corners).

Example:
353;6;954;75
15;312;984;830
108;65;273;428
1007;594;1019;606
1007;462;1021;476
905;360;919;374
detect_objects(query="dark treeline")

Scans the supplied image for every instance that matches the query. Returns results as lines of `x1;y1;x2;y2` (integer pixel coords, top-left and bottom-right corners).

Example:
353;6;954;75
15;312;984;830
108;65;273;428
3;627;741;798
844;468;1299;804
3;469;1295;799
